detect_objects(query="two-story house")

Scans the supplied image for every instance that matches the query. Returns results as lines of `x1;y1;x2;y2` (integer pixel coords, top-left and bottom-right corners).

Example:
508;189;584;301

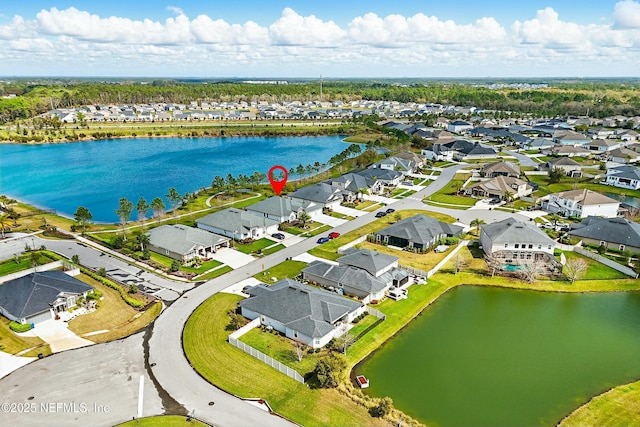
543;189;620;218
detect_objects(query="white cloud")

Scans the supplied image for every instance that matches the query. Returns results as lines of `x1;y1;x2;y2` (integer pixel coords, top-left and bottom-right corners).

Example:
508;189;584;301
512;7;586;47
269;8;346;47
167;6;185;16
190;15;268;44
614;0;640;28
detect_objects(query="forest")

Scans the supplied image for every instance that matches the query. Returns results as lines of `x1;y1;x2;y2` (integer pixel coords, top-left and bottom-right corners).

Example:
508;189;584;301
1;79;640;124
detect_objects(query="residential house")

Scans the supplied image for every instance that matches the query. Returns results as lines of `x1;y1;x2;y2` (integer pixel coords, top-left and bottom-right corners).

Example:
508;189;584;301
395;151;426;168
369;156;416;176
373;215;464;250
451;141;497;161
148;224;230;262
543;189;620;218
197;208;279;240
326;173;383;202
354;168;404;187
605;165;640;190
302;249;409;303
546;144;591;157
553;130;590;146
588;127;615;139
239;279;365;348
480;218;559;267
607;147;640;164
568;217;640;254
465;176;533;200
617;129;639;142
0;271;93;325
588;139;620;152
447;120;473;133
245;196;322;223
522;137;554;151
539;157;583;177
288;183;343;209
481;161;520;178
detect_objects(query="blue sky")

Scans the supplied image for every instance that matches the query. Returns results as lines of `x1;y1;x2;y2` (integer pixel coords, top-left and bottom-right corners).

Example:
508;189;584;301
0;0;639;77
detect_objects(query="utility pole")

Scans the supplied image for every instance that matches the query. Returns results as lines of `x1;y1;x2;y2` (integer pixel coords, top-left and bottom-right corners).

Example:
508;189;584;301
320;74;323;101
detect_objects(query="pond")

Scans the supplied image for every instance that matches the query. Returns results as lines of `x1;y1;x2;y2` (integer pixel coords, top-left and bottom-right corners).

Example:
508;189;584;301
356;286;640;427
604;192;640;209
0;136;351;222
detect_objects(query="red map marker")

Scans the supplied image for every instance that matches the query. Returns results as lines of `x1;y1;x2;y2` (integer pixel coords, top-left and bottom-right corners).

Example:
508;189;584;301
268;165;288;196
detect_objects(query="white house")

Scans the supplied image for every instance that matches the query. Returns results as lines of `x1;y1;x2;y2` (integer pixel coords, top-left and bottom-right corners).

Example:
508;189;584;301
197;208;279;240
544;189;620;218
245;196;322;223
447;120;473;134
605;165;640;190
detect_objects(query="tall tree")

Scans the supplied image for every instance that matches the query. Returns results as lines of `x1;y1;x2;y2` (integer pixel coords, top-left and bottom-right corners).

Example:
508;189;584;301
136;196;150;223
211;175;225;191
471;218;486;235
225;174;237;194
73;206;92;235
564;257;588;284
137;233;150;252
0;214;10;239
166;187;182;221
115;197;133;240
150;197;165;218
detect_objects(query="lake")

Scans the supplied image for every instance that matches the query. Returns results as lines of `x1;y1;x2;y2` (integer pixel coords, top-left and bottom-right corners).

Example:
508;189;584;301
604;192;640;209
356;286;640;427
0;136;351;222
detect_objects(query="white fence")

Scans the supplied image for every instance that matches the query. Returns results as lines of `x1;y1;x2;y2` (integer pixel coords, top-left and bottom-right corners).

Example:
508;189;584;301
228;318;305;384
365;306;386;320
574;247;639;278
337;236;367;254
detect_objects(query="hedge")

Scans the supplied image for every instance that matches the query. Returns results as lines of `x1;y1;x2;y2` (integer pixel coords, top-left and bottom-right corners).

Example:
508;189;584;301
10;321;33;333
80;267;145;309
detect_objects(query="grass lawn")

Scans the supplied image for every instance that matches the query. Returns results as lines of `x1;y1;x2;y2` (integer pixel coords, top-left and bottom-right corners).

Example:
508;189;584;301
148;252;222;274
195;265;233;281
391;189;416;199
115;415;210;427
563;251;629;280
0;317;51;357
0;253;52;276
183;293;386;427
528;175;640;199
281;221;324;236
68;274;162;343
240;327;322;375
261;243;285;256
559;380;640;427
329;211;355;220
427;179;477;206
309;209;456;261
357;241;450;272
253;260;307;282
301;224;332;237
234;238;276;254
352;200;378;211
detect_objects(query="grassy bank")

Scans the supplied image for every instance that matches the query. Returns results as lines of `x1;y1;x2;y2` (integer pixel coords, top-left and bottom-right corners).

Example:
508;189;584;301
115;415;210;427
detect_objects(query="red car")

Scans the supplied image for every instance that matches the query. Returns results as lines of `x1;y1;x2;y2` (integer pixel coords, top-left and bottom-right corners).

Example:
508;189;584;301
328;232;340;239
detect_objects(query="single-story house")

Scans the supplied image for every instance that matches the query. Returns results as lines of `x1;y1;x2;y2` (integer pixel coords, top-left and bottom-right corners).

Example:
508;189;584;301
480;218;559;267
148;224;230;262
521;137;555;150
605;165;640;190
369;156;416;176
245;196;322;223
545;144;591;157
538;157;583;177
327;173;383;201
239;279;365;348
588;139;620;152
617;129;639;142
465;176;533;200
197;208;279;240
588;127;615;139
569;216;640;254
453;141;497;161
373;215;464;250
543;189;620;218
288;183;343;209
553;130;590;146
354;168;404;187
395;151;426;168
607;147;640;164
481;161;520;178
447;120;473;134
0;271;93;325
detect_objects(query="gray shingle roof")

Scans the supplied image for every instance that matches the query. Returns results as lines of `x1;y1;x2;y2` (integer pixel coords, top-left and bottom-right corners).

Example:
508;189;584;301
239;279;362;338
337;248;397;277
481;218;554;246
375;215;463;246
0;271;93;319
569;217;640;248
328;173;376;192
289;183;342;204
302;261;388;295
606;165;640;181
246;196;319;218
481;161;520;176
196;208;279;233
149;224;229;255
354;168;403;182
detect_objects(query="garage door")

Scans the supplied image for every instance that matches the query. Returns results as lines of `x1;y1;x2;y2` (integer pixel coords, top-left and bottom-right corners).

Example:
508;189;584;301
26;310;53;325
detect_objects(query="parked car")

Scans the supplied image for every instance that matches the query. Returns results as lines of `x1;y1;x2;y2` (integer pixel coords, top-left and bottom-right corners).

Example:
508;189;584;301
375;211;387;218
386;208;395;214
328;232;340;239
317;237;330;244
272;232;285;240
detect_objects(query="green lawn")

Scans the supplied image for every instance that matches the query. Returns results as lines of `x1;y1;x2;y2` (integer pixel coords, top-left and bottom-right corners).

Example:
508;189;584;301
329;211;355;220
234;238;276;254
0;252;51;276
301;224;332;237
115;415;210;427
0;317;51;357
391;189;416;199
261;243;285;256
183;293;387;427
427;179;477;206
148;252;222;274
280;221;324;236
195;265;233;281
563;251;629;280
559;380;640;427
528;175;640;199
253;260;307;282
309;209;456;261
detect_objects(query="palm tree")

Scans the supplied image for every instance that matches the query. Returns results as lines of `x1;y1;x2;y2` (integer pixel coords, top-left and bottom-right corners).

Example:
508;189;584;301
211;175;225;191
137;233;150;252
166;187;182;221
0;214;10;239
470;218;486;235
115;197;133;240
136;197;150;223
298;211;311;228
150;197;165;218
503;190;514;205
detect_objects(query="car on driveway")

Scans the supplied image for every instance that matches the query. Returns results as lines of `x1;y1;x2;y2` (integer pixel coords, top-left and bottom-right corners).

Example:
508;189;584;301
375;211;387;218
328;232;340;239
272;232;285;240
386;208;395;214
317;237;330;244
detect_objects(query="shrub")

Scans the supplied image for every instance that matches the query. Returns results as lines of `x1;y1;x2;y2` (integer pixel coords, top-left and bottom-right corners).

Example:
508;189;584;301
80;267;144;309
369;396;393;418
112;235;125;249
141;249;150;260
97;267;107;277
10;321;33;333
129;284;139;294
170;260;180;272
597;245;607;255
313;353;346;388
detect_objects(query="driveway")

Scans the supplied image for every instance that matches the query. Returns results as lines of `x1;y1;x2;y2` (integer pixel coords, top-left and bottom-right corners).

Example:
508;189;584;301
315;213;347;227
32;320;94;353
210;247;255;269
332;205;366;217
0;351;35;380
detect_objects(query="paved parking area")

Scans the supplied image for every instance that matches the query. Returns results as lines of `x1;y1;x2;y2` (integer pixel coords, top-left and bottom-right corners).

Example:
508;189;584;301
32;320;94;353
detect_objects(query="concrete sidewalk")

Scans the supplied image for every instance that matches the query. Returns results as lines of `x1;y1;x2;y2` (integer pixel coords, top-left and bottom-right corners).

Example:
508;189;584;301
0;351;36;380
32;320;94;353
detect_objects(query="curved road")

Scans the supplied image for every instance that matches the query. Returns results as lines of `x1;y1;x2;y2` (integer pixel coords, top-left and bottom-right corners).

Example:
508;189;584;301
148;164;524;426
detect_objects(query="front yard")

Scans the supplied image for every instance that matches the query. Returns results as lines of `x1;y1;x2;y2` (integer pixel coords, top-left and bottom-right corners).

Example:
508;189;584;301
0;317;51;357
234;238;277;254
68;274;162;343
253;260;307;282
